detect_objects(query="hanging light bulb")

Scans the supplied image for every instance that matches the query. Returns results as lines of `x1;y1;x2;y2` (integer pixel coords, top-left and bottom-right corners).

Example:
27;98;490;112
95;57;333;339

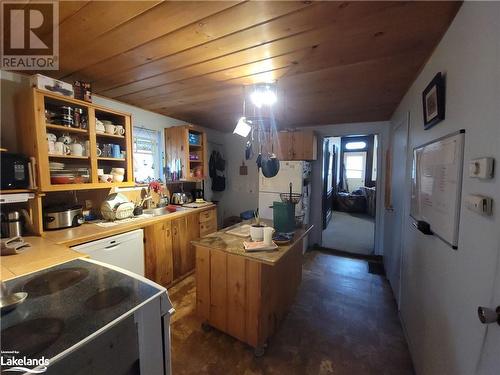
250;84;277;108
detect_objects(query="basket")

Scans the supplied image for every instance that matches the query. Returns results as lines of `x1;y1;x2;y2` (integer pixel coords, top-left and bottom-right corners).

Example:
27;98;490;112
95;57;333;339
280;192;302;205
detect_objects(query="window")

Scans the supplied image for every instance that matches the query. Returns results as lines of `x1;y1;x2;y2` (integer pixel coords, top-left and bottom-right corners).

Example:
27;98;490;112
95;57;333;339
345;141;367;150
344;153;366;179
133;127;162;183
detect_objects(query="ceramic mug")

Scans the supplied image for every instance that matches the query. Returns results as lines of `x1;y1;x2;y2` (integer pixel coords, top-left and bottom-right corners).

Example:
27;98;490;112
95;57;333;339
97;169;104;176
112;144;121;158
54;141;70;155
95;119;105;133
46;133;57;142
96;146;102;157
58;134;72;145
263;227;275;246
70;143;84;156
105;124;116;134
115;125;125;135
47;140;55;153
250;224;264;242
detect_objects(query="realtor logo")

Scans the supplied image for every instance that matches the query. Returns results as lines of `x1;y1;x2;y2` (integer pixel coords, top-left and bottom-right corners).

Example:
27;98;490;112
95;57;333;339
1;1;59;70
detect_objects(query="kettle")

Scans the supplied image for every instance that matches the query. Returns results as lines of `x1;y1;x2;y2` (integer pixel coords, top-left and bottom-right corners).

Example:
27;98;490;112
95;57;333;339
171;192;193;205
1;211;23;238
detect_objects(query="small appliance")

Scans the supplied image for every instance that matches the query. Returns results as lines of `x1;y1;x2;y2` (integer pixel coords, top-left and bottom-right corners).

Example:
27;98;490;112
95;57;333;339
1;153;30;190
1;211;23;238
192;188;204;202
44;205;84;230
171;192;193;205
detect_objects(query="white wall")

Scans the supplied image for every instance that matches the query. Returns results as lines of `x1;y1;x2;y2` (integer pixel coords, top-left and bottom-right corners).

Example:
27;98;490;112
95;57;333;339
388;3;500;374
303;121;390;254
217;132;259;219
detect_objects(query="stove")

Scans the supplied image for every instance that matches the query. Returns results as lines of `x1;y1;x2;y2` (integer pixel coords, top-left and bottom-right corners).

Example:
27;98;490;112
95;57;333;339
1;259;174;375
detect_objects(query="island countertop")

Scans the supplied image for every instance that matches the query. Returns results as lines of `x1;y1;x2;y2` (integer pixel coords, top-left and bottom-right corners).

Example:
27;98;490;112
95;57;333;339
191;220;313;266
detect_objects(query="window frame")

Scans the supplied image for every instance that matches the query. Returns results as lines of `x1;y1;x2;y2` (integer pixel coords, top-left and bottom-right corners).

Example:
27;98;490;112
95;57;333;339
132;126;162;183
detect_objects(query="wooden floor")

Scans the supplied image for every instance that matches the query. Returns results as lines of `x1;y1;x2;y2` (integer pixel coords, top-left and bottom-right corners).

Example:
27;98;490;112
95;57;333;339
168;251;414;375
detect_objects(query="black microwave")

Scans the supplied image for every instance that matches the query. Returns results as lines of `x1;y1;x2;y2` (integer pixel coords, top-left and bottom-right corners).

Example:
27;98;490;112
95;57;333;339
1;153;30;189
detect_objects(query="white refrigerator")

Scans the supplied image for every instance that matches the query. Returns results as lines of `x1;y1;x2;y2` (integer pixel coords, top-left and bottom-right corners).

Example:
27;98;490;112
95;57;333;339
258;161;311;225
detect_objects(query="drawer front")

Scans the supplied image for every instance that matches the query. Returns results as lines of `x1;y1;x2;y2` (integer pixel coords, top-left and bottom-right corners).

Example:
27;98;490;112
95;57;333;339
200;218;217;237
199;208;216;223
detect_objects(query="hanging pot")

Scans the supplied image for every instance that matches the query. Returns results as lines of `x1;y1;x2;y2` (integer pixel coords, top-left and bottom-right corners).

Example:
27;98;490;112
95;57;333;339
261;131;280;178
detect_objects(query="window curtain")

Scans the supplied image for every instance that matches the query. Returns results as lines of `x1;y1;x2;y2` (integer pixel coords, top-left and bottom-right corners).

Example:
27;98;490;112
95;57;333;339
133;126;161;183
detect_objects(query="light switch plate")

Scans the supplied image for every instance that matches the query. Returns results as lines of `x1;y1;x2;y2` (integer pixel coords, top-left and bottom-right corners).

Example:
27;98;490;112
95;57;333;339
465;194;493;215
469;157;494;179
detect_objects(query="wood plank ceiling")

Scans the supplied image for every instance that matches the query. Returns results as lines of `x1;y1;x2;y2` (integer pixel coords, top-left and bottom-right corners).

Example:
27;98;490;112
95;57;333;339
41;1;461;132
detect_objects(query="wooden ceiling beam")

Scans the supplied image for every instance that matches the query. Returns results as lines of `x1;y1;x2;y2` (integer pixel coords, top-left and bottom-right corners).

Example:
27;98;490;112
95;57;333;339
54;1;239;78
63;1;311;85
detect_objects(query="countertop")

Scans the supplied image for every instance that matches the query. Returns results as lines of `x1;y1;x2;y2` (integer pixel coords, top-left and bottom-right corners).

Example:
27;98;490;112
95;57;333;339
191;220;313;266
2;205;216;281
1;236;85;281
44;204;216;247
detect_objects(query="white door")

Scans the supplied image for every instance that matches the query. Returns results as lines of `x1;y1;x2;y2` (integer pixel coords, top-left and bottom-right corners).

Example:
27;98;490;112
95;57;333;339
385;114;409;306
476;252;500;374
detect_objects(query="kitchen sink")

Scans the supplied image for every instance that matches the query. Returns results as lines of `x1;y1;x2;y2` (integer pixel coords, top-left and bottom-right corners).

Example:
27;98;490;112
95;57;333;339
143;207;174;216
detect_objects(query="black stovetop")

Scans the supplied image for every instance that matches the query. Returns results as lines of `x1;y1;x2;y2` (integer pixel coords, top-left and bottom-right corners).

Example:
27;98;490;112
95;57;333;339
1;259;164;364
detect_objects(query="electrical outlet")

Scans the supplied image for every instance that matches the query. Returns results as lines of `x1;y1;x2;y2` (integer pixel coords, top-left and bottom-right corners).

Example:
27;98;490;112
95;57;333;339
85;200;93;209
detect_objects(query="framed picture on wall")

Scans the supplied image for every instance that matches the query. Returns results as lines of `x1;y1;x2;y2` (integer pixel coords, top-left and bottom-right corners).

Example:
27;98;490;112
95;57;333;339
422;72;445;129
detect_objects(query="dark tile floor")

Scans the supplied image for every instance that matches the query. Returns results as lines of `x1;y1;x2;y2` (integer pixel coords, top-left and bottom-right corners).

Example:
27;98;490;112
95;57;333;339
168;251;414;375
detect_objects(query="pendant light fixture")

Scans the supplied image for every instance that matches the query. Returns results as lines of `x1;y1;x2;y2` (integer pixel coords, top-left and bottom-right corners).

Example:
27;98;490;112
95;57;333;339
233;83;278;137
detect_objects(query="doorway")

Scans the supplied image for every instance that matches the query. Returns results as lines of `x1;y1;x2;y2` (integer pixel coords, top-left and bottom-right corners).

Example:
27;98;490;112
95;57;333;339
321;134;378;255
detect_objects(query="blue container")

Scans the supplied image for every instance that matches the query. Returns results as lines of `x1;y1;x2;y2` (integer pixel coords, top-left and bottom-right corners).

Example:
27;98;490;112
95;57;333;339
189;132;200;145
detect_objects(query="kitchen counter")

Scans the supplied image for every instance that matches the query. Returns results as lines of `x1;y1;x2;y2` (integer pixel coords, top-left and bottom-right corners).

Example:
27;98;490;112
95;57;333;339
0;236;85;281
44;204;216;247
191;219;312;266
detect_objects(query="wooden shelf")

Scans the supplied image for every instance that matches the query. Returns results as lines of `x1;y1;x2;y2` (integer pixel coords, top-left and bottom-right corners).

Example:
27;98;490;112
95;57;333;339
48;154;89;160
46;124;88;134
98;157;126;161
189;143;202;148
0;189;36;194
96;132;125;139
44;181;135;192
189;160;203;163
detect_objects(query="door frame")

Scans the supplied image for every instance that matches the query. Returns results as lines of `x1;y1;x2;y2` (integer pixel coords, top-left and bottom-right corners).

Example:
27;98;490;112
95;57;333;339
321;132;382;255
387;112;410;307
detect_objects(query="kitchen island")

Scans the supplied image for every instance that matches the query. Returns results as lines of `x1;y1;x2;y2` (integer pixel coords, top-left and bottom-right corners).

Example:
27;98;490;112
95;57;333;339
192;220;312;355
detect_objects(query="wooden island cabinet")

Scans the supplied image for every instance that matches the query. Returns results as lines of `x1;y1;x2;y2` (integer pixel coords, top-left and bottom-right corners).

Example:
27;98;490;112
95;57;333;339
144;206;217;287
193;220;312;355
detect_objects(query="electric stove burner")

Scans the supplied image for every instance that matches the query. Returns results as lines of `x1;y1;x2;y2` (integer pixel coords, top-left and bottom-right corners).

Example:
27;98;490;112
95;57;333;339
1;318;64;356
22;267;90;297
84;286;130;310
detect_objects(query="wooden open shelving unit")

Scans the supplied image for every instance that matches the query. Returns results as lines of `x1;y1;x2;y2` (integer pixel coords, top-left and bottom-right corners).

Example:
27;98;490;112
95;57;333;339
164;124;208;182
17;88;135;192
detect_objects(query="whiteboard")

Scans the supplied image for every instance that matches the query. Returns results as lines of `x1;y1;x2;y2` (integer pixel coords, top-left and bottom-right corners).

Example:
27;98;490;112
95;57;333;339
410;131;465;248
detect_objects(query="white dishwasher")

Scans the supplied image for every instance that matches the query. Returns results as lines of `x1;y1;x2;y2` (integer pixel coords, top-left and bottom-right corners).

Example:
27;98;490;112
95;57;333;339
71;229;145;276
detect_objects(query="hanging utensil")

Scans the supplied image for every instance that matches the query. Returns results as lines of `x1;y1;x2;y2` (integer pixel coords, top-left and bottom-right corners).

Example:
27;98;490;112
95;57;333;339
261;130;280;178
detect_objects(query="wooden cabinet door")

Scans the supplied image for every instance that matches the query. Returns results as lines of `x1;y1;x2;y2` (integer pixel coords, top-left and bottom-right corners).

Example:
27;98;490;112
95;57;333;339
272;132;292;160
185;213;200;273
292;130;317;160
172;216;188;279
144;221;173;287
